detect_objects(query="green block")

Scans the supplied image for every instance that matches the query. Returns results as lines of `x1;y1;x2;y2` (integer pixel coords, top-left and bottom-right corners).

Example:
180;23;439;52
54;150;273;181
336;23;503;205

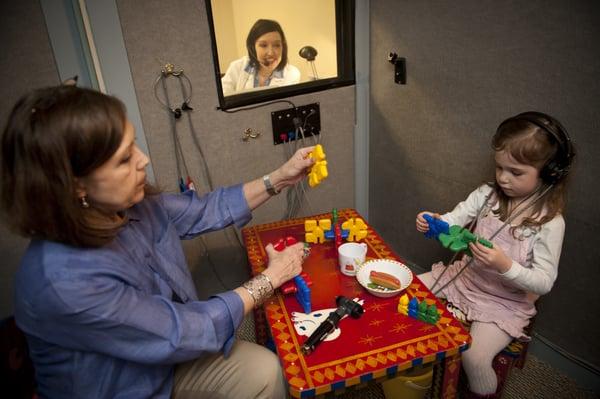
438;225;492;256
417;300;428;321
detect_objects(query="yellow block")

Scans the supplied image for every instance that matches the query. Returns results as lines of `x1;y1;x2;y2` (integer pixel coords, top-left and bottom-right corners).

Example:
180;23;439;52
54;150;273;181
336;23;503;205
308;144;328;187
304;219;325;243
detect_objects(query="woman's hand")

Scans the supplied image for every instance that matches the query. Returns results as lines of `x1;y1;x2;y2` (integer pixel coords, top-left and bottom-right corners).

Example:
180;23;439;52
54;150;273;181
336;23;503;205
243;146;316;210
469;241;512;273
261;242;305;288
416;211;440;233
269;146;315;191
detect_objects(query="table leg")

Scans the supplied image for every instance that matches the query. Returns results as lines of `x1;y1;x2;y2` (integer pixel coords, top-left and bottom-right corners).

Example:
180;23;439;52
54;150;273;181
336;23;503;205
253;307;268;346
440;354;461;399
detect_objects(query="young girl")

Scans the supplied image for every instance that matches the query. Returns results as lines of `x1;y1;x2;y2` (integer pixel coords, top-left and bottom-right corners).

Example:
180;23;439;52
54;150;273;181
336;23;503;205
416;111;574;398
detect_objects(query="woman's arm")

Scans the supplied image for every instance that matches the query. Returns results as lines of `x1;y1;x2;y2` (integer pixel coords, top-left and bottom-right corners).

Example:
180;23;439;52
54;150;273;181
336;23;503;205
158;146;315;237
19;270;245;365
221;57;245;96
243;146;315;210
234;241;305;314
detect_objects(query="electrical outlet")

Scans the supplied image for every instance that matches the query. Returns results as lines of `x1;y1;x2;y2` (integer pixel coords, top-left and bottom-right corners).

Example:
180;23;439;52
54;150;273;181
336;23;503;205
271;103;320;145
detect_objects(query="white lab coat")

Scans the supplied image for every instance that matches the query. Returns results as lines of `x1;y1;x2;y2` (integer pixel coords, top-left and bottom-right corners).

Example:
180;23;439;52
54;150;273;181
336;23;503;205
221;56;301;96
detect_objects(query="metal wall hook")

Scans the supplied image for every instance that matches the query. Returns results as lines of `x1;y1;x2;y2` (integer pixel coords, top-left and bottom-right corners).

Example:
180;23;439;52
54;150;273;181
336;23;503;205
161;62;183;76
242;128;261;141
172;108;182;119
388;52;406;85
153;64;193;115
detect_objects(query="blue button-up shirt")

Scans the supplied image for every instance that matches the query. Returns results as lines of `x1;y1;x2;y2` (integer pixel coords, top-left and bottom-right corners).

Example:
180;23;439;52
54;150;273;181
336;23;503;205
14;185;251;398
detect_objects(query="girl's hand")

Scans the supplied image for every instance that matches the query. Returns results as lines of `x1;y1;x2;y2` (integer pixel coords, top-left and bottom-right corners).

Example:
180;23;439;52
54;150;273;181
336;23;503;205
262;242;305;288
416;211;441;233
469;241;512;273
270;146;315;189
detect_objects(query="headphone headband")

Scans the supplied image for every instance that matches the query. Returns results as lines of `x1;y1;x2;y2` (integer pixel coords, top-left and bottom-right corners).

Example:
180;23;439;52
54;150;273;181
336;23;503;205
497;111;574;184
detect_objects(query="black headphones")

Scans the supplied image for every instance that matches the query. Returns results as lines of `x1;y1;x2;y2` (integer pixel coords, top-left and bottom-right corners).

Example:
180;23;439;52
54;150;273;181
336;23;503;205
497;111;574;185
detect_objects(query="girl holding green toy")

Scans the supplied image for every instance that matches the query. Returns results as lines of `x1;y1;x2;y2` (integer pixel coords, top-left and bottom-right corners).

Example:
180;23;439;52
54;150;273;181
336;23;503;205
415;111;574;398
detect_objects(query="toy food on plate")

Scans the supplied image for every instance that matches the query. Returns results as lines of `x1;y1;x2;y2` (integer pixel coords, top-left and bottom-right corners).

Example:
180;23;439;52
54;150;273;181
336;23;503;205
369;270;401;290
357;259;413;298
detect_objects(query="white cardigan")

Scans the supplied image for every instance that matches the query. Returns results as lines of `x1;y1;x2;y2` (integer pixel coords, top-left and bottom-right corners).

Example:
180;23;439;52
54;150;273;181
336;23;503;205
441;184;565;295
221;56;301;96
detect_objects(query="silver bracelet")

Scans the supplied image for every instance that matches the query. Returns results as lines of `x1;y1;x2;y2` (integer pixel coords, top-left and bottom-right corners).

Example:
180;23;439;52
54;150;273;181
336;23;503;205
262;174;280;196
242;273;274;307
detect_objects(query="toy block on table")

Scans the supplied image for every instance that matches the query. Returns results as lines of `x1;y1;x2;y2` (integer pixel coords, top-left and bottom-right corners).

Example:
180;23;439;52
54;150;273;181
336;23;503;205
305;209;366;248
417;299;429;321
323;209;350;245
271;236;312;313
438;225;493;256
402;296;440;325
305;219;331;244
294;275;311;313
426;304;441;324
307;144;328;187
332;208;340;225
341;218;368;242
423;214;450;239
397;293;409;315
281;272;313;294
273;236;298;251
408;297;419;318
323;223;349;241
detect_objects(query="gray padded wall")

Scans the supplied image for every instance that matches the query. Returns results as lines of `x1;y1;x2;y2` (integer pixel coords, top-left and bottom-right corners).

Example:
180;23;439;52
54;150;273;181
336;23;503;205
0;0;355;314
369;1;599;366
115;0;355;297
0;1;60;318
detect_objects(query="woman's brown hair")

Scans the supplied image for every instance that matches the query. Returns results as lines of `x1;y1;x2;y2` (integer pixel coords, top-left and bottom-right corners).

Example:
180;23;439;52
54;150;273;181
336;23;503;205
1;85;132;247
491;113;574;232
246;19;288;71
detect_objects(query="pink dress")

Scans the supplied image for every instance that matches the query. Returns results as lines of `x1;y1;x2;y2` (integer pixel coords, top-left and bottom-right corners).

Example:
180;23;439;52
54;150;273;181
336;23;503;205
431;202;539;340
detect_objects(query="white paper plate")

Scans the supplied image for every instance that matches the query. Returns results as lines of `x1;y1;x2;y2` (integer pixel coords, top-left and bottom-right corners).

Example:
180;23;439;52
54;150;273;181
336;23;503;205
356;259;413;298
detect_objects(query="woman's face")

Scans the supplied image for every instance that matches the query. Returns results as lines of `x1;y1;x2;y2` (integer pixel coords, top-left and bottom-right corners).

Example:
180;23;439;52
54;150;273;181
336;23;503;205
255;31;283;72
79;119;149;212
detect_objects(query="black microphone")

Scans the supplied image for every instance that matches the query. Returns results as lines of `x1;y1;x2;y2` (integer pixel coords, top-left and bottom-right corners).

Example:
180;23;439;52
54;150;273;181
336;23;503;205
299;46;318;61
301;296;364;355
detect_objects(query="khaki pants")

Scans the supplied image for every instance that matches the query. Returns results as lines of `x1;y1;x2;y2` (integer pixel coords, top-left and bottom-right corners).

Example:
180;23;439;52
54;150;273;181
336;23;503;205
172;340;286;399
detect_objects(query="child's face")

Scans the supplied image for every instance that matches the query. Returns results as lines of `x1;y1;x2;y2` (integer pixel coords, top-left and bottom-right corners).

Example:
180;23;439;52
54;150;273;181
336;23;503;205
494;150;541;200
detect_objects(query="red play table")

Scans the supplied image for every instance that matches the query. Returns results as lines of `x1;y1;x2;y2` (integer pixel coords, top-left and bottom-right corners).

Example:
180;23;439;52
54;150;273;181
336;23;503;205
241;209;470;398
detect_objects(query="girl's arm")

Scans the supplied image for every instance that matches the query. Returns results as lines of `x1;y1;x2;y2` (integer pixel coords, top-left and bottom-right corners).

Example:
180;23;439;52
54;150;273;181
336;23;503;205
440;184;493;227
499;216;565;295
416;184;493;232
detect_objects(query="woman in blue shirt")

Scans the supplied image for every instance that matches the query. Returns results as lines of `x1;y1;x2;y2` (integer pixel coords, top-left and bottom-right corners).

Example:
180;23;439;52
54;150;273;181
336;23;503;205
1;85;314;398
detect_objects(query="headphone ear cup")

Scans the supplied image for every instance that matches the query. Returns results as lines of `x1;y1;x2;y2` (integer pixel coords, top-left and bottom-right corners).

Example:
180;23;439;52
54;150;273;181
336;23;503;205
541;160;565;185
506;112;573;185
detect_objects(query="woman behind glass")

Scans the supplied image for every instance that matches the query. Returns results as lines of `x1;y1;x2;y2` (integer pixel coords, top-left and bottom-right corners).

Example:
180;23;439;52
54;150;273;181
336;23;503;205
221;19;301;95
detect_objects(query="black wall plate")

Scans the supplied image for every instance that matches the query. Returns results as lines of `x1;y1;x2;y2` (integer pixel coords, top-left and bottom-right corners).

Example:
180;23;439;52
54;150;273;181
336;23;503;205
271;103;320;145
